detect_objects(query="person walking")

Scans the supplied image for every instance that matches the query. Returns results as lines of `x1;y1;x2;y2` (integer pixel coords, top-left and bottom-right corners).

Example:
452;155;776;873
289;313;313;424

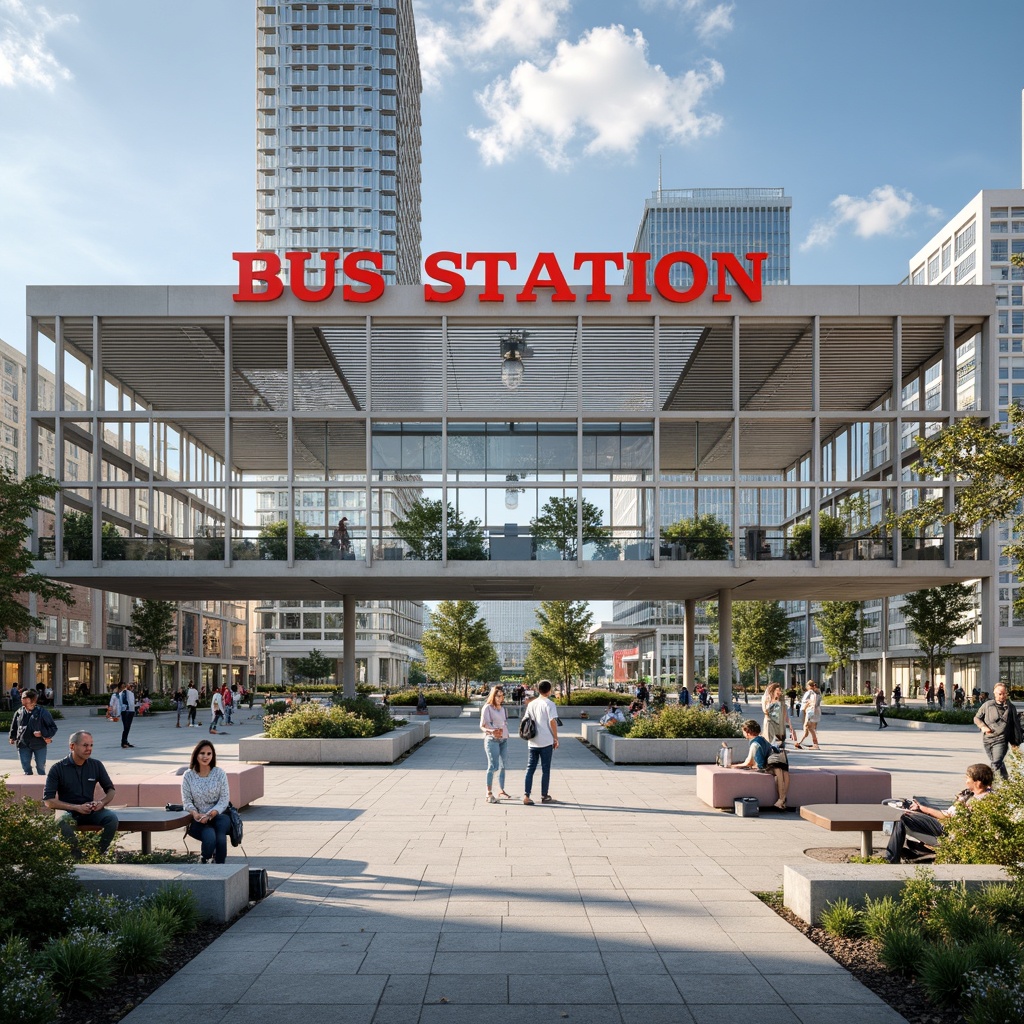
181;739;232;864
875;687;889;729
892;684;903;709
120;682;137;748
761;682;797;748
43;731;119;856
173;689;185;728
8;688;58;774
209;688;225;734
222;684;233;725
973;683;1023;780
794;680;822;749
186;682;199;727
480;686;511;803
522;680;559;805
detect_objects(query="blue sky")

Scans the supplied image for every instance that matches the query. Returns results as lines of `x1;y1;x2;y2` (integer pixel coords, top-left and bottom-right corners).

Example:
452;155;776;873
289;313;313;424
1;0;1023;356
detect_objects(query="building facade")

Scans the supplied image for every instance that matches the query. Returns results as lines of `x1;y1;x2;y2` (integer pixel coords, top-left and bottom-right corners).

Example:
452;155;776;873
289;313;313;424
476;600;540;675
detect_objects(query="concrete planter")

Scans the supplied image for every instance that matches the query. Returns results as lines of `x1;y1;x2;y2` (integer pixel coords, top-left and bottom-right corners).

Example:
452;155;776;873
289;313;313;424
850;714;976;732
239;720;429;764
581;721;746;764
551;705;609;719
390;705;465;718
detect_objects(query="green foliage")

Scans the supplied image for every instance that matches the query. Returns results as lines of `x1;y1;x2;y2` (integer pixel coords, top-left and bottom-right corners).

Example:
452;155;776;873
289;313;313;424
392;498;486;560
62;510;126;561
263;702;389;738
263;700;289;715
917;942;977;1008
422;600;496;695
973;882;1024;936
527;600;603;700
129;599;176;679
931;882;989;943
966;929;1024;972
936;751;1024;876
820;898;862;938
0;781;81;939
610;705;743;739
861;894;914;941
530;496;611;560
881;707;977;725
903;584;975;685
877;925;927;976
291;648;334;684
331;696;397;735
814;601;862;685
65;891;125;933
1;471;73;647
789;512;846;558
964;964;1024;1024
35;927;116;1000
555;688;627;706
407;661;427;688
387;687;469;706
113;908;172;969
898;867;940;926
257;518;320;560
662;513;731;559
146;884;200;936
821;694;873;704
0;936;58;1024
732;601;794;689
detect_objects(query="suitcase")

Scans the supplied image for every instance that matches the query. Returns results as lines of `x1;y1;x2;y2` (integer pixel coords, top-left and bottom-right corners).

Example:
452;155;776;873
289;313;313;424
734;797;759;817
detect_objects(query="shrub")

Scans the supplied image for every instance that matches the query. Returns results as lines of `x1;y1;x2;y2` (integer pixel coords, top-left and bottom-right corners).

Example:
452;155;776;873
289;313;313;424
622;715;662;738
931;883;989;943
877;925;927;976
820;898;862;938
35;926;116;1000
263;703;382;739
556;689;627;706
861;894;914;941
880;707;977;725
0;935;59;1024
114;907;172;969
263;700;289;715
147;884;200;935
821;694;873;705
65;891;128;933
968;929;1024;974
386;688;468;706
917;942;977;1008
898;867;939;927
0;781;81;939
973;882;1024;936
964;964;1024;1024
331;696;396;736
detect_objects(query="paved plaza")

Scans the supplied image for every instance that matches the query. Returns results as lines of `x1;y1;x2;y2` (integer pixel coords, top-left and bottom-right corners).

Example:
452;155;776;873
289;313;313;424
15;704;987;1024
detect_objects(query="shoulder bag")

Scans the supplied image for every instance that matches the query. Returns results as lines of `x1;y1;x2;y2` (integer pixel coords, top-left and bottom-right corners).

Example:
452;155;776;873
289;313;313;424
518;710;537;740
226;803;244;847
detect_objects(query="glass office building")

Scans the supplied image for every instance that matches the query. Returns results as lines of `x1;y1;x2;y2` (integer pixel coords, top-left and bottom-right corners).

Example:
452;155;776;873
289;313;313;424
626;188;791;292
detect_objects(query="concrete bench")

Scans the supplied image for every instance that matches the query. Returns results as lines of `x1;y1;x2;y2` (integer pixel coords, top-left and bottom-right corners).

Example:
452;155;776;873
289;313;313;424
696;764;891;809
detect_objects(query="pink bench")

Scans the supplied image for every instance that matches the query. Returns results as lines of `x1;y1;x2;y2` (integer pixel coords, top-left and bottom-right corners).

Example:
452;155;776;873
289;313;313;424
696;764;890;810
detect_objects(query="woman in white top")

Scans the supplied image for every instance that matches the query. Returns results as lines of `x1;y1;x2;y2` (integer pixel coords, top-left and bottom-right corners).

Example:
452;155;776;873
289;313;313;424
480;686;511;803
209;689;225;734
794;681;822;749
761;682;797;748
181;739;232;863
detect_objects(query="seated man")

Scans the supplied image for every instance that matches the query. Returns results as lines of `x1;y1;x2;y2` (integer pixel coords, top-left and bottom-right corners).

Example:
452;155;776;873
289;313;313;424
43;730;119;856
885;763;994;864
729;719;790;811
600;704;626;727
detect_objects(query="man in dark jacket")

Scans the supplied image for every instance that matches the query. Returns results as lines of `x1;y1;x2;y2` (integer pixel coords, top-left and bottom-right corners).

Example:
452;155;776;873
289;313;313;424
8;688;58;775
973;683;1023;780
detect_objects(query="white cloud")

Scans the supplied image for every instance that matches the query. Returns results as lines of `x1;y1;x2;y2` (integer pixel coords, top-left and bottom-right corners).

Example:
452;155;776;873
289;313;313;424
800;185;941;250
0;0;75;90
415;14;457;91
639;0;735;43
468;25;724;168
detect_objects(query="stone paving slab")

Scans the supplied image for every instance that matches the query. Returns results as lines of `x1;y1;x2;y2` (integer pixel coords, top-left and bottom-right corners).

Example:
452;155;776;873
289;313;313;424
104;708;995;1024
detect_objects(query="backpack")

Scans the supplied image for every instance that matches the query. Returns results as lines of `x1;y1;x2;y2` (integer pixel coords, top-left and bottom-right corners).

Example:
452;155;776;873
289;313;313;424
519;711;537;740
226;803;244;847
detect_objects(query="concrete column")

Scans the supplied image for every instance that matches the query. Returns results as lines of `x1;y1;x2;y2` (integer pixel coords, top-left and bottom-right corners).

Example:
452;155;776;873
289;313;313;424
683;599;696;690
882;655;893;702
342;595;356;698
55;651;64;706
980;572;999;692
717;589;733;708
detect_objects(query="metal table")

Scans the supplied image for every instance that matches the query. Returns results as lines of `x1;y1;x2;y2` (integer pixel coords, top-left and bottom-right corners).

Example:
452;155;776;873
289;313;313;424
799;803;906;858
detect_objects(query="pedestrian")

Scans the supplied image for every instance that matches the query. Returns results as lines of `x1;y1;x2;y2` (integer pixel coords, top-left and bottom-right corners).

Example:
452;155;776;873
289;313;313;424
794;681;822;749
173;689;185;728
181;739;232;864
43;731;119;856
120;682;137;748
875;686;889;729
480;685;511;803
937;683;946;710
678;684;691;707
761;682;797;748
522;679;559;805
925;680;934;707
7;683;19;712
8;688;58;774
222;684;234;725
893;684;903;709
209;688;225;734
186;682;199;727
973;683;1023;780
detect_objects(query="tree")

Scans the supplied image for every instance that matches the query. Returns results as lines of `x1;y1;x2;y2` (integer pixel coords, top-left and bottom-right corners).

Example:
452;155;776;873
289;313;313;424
731;601;794;691
292;648;334;685
62;509;126;560
129;599;176;691
531;496;611;560
789;512;846;559
527;600;604;700
662;513;731;559
392;498;486;560
258;519;320;560
421;600;495;695
0;471;73;648
902;584;975;689
408;660;427;688
814;601;862;693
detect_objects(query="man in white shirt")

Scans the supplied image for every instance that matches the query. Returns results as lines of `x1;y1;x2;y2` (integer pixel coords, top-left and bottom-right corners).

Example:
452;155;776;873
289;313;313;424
186;684;200;727
522;679;559;805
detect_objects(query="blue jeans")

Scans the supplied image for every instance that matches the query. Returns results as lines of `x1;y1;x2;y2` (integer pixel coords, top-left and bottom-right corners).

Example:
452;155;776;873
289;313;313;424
211;711;223;733
59;808;120;854
188;812;231;863
524;744;553;798
485;737;507;791
18;745;46;774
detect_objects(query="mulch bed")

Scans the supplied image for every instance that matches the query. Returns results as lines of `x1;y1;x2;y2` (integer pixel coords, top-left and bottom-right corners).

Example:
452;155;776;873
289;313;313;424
759;890;960;1024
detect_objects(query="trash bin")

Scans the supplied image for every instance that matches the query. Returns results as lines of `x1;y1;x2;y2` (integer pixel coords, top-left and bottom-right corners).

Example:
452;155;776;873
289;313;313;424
734;797;759;817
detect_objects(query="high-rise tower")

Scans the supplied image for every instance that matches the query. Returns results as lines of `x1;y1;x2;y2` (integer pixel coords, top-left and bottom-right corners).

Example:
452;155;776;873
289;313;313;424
255;0;422;283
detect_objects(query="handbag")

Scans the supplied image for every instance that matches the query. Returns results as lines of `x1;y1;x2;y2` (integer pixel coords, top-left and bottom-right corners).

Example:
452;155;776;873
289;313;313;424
765;746;789;770
518;712;537;740
226;803;243;847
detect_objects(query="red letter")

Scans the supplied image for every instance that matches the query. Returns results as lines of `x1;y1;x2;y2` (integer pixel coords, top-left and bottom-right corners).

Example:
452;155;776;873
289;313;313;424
286;252;338;301
466;252;517;302
712;252;767;303
516;252;576;303
625;253;652;302
654;252;708;303
424;251;466;302
232;252;284;302
342;251;385;302
574;252;624;302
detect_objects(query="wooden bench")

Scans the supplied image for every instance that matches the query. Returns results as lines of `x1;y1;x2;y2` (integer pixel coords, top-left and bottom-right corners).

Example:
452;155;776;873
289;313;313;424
696;764;891;810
